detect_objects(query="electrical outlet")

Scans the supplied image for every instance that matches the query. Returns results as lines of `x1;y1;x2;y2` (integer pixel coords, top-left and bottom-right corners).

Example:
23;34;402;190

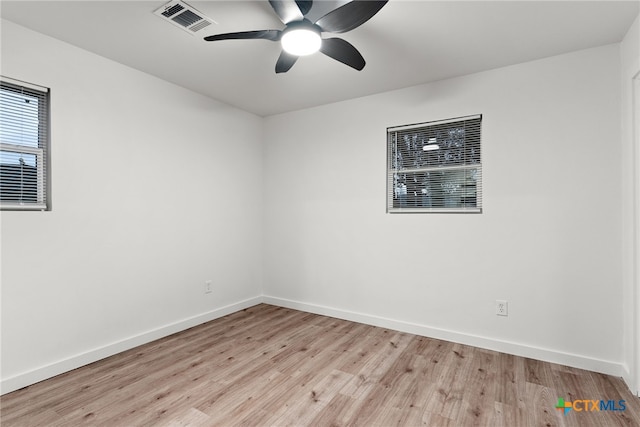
496;300;508;316
205;280;212;294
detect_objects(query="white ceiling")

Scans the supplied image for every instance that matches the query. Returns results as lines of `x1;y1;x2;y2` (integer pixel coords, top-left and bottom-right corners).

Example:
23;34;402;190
1;1;638;116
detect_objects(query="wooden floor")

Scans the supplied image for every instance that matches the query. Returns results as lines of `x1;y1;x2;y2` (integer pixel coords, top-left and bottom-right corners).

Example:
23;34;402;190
2;304;639;426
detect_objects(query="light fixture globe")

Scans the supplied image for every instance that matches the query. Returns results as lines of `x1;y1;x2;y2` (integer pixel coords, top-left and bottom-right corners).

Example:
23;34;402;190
281;24;321;56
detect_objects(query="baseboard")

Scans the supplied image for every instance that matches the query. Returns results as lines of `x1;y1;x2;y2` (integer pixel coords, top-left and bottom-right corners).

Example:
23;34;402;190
2;295;628;396
622;365;640;397
0;296;262;395
262;296;625;379
621;366;638;397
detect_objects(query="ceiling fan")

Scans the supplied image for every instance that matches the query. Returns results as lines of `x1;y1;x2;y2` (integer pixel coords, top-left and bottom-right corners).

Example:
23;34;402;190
204;0;388;73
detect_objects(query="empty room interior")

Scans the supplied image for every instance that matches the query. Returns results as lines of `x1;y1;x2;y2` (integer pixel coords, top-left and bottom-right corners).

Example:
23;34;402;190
1;0;640;425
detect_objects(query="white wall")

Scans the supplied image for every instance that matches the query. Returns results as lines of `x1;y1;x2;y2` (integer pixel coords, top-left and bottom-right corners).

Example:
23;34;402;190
620;14;640;396
0;20;263;393
263;44;624;375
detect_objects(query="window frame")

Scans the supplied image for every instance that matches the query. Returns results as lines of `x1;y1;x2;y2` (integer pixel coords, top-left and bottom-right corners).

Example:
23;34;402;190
0;76;51;211
386;114;482;214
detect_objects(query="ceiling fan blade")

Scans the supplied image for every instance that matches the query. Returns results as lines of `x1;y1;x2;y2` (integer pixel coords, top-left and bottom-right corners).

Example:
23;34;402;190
295;0;313;16
204;30;281;42
268;0;305;24
320;37;366;70
275;51;299;73
315;0;388;34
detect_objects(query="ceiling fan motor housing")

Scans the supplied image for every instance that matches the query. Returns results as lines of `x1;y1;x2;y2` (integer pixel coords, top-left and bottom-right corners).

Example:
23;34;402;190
280;21;322;56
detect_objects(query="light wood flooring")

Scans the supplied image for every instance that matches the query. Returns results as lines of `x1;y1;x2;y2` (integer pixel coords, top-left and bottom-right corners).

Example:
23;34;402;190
1;304;639;426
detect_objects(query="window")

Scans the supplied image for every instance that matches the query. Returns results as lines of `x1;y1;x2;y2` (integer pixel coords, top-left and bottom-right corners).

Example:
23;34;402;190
0;77;50;210
387;115;482;213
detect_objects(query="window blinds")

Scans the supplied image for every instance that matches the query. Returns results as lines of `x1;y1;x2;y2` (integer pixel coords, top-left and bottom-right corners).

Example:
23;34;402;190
0;78;50;210
387;115;482;213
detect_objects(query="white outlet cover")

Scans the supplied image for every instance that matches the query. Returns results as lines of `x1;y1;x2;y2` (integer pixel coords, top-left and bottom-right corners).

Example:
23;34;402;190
496;300;508;316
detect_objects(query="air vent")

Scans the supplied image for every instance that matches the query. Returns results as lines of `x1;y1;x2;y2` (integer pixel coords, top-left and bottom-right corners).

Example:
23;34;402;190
154;0;216;35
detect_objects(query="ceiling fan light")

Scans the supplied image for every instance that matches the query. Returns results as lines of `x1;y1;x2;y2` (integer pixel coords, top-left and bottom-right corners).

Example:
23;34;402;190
281;28;321;56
